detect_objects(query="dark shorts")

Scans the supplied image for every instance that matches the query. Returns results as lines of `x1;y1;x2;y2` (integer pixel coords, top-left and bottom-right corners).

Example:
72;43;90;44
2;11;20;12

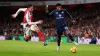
56;25;67;35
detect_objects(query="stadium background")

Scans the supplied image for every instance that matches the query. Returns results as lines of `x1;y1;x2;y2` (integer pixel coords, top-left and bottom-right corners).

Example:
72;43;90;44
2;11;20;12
0;0;100;44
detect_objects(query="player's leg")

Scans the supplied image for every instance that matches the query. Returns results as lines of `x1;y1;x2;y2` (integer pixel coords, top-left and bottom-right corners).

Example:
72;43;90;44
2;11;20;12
31;25;47;46
21;23;29;42
57;33;62;51
68;33;79;45
24;28;30;42
28;30;33;40
56;29;63;51
64;28;79;45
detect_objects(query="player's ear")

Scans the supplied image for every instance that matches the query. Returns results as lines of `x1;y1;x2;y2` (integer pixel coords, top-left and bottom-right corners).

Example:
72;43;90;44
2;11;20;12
56;6;59;9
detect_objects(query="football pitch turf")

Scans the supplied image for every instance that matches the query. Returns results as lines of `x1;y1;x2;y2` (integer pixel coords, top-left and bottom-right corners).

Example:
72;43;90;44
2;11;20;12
0;40;100;56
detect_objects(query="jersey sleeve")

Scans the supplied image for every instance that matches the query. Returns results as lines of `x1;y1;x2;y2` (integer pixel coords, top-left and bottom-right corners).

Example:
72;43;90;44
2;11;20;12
64;9;73;20
49;10;55;16
15;8;27;17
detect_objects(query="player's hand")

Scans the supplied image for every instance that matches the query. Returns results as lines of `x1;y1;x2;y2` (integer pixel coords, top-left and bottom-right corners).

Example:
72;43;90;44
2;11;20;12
65;26;68;30
12;14;16;18
21;22;24;25
45;5;49;13
38;20;43;24
72;20;75;23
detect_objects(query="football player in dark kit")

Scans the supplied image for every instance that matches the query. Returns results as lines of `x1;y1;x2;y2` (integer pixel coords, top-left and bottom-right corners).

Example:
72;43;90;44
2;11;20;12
46;3;79;51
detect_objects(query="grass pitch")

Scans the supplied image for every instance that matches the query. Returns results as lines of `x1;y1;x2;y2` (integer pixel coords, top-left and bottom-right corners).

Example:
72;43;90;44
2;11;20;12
0;40;100;56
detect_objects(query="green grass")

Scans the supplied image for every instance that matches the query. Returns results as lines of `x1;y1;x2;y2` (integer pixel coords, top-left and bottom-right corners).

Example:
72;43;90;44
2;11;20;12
0;40;100;56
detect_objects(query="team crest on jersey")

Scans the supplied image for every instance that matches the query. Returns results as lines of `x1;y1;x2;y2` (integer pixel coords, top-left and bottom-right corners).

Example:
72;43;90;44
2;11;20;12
62;11;64;13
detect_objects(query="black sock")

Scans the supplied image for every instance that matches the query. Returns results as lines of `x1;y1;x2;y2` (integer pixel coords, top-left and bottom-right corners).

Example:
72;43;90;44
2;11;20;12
57;34;62;46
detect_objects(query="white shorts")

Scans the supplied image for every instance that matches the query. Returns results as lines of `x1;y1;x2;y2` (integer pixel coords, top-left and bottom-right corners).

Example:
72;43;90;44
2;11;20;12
21;23;37;36
30;24;37;31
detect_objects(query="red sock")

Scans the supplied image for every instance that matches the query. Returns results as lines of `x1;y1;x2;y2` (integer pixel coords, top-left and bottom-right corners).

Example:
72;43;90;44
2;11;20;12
37;31;44;42
25;36;29;40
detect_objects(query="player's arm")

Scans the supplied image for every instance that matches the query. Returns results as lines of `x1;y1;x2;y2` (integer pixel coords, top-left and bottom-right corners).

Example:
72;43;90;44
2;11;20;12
45;10;55;19
64;9;73;20
49;10;55;16
45;5;55;17
27;20;43;25
24;12;43;25
12;8;27;18
67;12;73;19
64;9;75;22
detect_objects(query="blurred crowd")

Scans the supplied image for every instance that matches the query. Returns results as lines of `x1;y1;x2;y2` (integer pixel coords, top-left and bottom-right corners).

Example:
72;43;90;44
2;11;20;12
0;22;23;36
70;8;100;38
0;7;100;39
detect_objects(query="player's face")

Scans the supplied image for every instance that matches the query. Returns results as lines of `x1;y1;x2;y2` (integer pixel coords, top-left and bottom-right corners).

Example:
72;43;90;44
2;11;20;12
29;6;34;12
57;6;62;11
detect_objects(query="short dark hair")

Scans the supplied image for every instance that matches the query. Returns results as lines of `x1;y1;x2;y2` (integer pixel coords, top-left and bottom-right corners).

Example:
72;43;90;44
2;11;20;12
28;4;33;8
56;3;62;6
